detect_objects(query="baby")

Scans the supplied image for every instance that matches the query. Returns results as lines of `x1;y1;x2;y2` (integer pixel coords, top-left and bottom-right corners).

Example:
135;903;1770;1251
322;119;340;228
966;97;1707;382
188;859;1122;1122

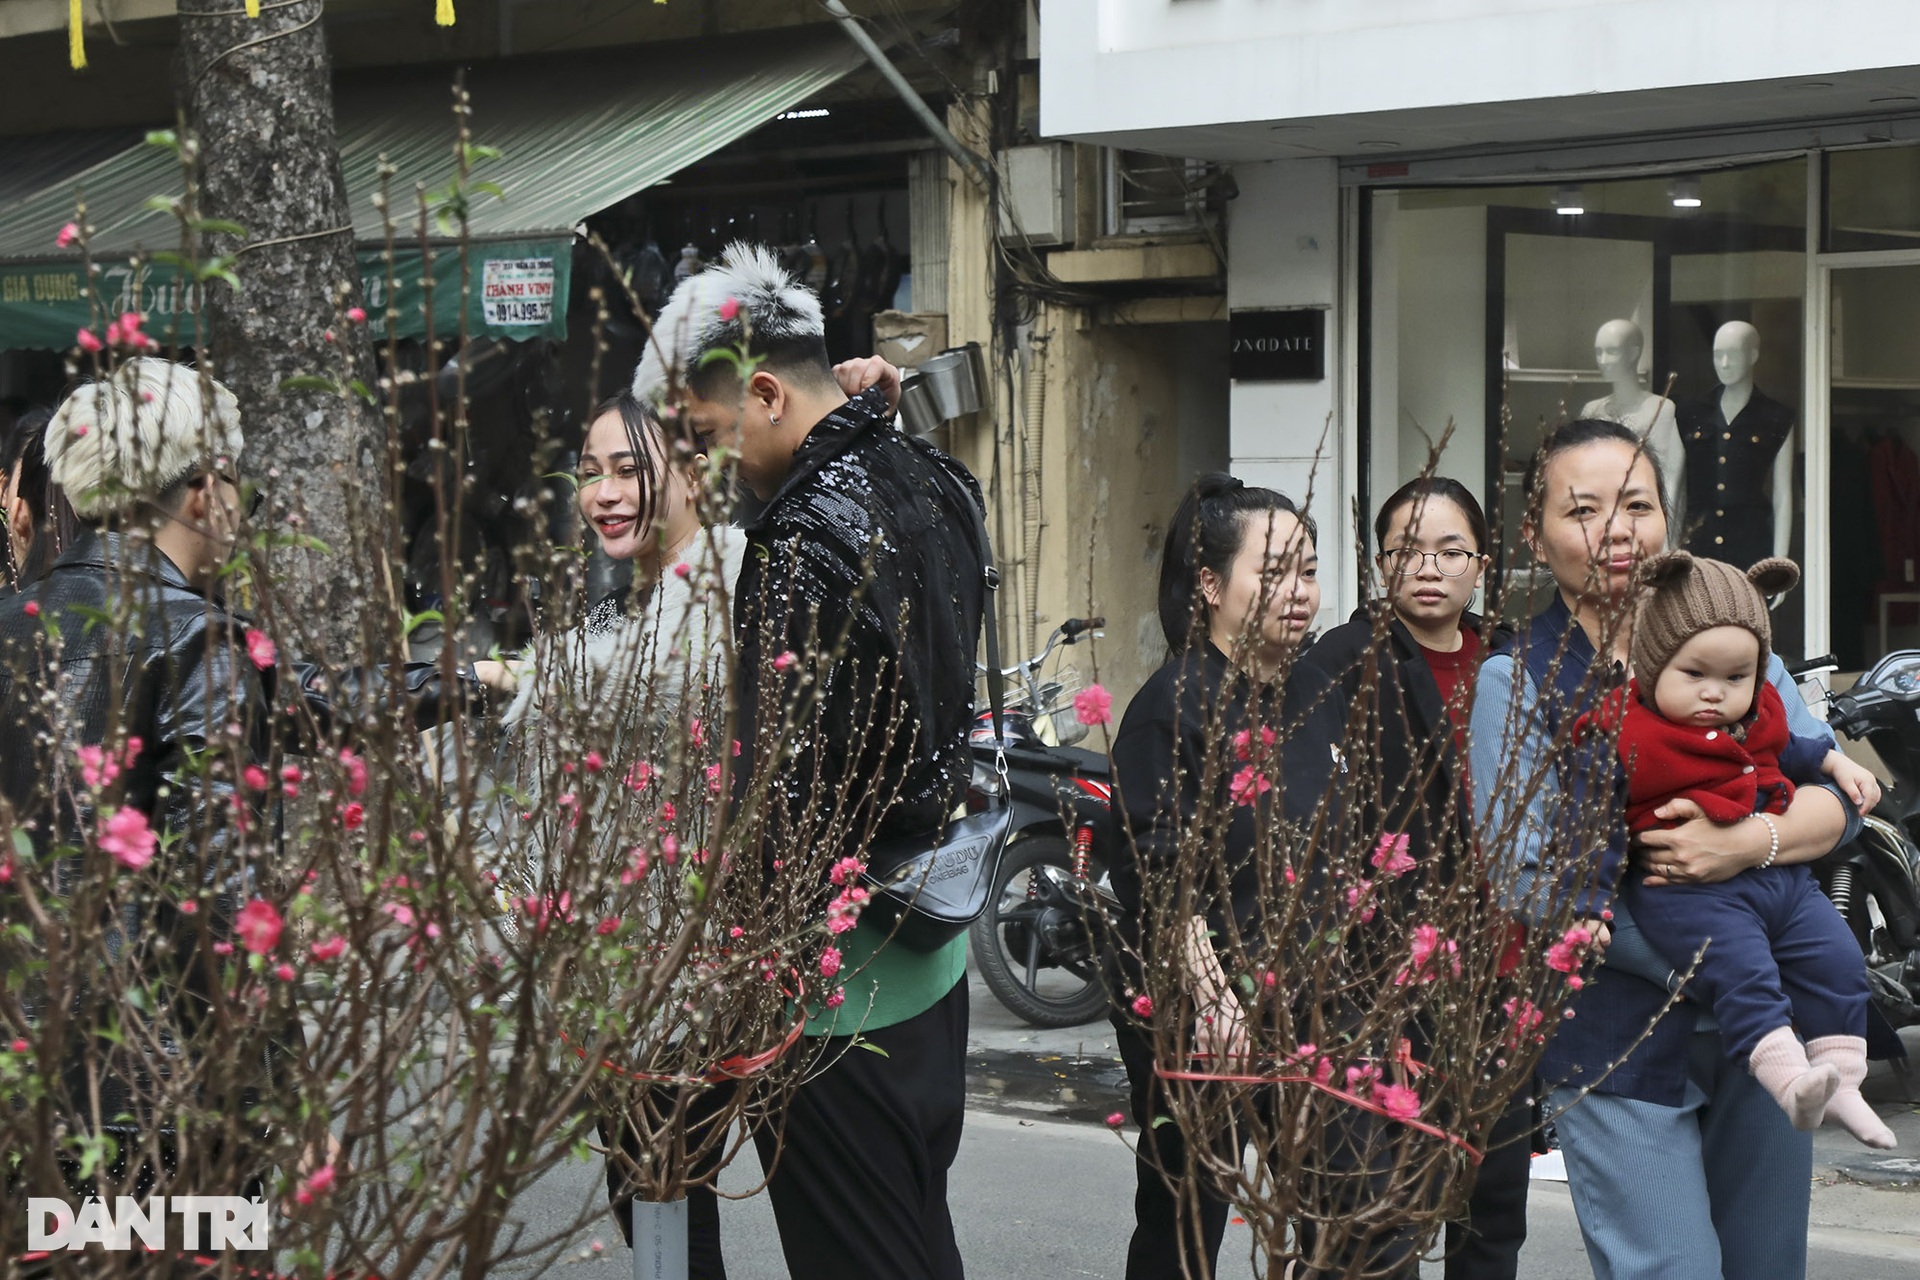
1601;552;1893;1148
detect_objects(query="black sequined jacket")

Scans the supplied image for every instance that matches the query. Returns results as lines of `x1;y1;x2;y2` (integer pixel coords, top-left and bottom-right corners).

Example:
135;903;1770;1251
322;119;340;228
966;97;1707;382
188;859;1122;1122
732;387;987;852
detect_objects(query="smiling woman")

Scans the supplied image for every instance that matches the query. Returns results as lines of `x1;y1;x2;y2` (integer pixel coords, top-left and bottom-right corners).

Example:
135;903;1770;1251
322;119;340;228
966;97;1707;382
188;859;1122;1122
573;394;710;609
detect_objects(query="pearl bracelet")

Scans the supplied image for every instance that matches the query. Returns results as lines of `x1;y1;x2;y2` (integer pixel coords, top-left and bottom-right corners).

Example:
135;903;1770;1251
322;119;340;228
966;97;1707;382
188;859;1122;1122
1754;813;1780;871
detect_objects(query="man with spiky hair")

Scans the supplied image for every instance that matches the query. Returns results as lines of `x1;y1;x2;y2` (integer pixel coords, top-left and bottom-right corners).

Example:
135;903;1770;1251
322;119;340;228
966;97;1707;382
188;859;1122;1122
636;244;986;1280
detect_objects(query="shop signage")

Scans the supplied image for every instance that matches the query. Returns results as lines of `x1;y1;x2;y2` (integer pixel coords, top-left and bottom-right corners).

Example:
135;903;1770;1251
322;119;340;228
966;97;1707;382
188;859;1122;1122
481;256;557;328
0;238;571;351
1229;308;1324;382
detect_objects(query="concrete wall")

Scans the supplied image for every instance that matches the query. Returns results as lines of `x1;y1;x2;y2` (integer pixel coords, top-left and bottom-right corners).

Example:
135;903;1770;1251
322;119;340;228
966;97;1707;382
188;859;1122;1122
1224;157;1353;625
1020;308;1232;714
1045;0;1920;138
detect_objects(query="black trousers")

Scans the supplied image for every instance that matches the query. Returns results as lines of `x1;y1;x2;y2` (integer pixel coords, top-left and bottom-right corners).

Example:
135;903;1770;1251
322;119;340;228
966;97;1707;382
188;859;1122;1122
751;975;969;1280
1115;1015;1237;1279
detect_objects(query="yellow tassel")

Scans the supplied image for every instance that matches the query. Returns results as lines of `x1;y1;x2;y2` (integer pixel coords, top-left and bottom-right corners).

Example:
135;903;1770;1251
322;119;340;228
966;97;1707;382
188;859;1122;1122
246;0;260;15
436;0;455;26
69;0;86;70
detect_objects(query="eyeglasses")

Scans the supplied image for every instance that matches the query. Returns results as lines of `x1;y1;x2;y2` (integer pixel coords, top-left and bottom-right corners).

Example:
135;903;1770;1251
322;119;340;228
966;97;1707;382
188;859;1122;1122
1381;547;1484;578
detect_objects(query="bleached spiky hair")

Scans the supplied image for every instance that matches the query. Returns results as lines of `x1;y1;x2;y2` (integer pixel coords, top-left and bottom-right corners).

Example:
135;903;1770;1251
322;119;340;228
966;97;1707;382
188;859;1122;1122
632;241;826;405
45;358;244;519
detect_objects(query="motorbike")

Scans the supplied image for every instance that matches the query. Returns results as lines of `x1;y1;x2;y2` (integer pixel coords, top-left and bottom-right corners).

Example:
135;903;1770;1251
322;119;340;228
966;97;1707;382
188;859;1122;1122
966;616;1121;1028
1803;651;1920;1037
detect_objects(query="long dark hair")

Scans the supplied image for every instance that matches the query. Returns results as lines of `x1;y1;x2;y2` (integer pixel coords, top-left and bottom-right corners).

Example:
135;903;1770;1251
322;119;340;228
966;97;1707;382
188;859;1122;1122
584;392;718;539
1158;473;1315;655
1373;476;1489;554
1;407;77;588
586;393;669;539
1523;418;1669;526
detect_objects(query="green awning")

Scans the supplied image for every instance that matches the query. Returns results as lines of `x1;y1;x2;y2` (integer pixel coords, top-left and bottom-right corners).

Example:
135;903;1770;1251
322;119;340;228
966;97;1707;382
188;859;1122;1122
0;240;570;350
0;28;862;348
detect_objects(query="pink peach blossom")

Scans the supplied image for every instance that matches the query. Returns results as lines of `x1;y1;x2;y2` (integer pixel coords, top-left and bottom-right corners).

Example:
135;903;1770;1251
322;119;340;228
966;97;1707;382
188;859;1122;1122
1231;726;1277;761
235;899;284;955
1370;833;1415;879
1073;684;1113;727
1373;1082;1421;1122
245;629;276;669
1229;766;1272;806
339;748;367;796
99;806;156;869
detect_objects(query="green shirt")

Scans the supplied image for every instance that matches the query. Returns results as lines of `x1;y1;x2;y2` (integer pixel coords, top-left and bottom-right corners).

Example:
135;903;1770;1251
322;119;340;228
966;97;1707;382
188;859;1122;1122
802;918;966;1037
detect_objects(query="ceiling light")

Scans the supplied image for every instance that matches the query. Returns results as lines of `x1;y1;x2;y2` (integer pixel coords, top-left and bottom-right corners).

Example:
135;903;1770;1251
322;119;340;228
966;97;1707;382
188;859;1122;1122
1358;140;1401;150
1795;81;1834;90
776;107;831;120
1552;185;1585;216
1871;95;1919;105
1670;177;1702;209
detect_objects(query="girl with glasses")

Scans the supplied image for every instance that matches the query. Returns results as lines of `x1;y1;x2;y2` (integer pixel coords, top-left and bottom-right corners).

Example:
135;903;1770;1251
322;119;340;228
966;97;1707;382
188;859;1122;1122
1298;477;1533;1279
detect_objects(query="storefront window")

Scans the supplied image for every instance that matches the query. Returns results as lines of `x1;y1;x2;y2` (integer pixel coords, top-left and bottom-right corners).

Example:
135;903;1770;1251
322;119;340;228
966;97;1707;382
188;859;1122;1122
1366;160;1809;646
1826;262;1920;668
1826;146;1920;253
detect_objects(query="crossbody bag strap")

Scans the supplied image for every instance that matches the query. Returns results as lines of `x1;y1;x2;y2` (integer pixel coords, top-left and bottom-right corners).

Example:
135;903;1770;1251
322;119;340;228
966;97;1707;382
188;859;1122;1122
962;491;1006;749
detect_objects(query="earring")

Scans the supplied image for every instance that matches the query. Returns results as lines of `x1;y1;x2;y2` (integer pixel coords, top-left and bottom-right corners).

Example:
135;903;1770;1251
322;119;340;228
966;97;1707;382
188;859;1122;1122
768;414;780;426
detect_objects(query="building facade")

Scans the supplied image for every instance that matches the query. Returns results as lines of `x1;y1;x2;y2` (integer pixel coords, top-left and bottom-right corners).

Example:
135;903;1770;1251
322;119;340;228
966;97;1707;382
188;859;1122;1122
1044;0;1920;671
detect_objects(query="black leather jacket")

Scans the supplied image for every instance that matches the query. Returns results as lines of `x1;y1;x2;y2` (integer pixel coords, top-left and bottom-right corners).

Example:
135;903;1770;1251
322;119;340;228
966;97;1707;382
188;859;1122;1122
0;531;281;1135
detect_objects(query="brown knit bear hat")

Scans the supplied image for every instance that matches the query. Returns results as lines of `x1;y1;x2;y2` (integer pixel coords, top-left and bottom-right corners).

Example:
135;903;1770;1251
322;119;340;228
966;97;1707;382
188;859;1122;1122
1631;551;1801;691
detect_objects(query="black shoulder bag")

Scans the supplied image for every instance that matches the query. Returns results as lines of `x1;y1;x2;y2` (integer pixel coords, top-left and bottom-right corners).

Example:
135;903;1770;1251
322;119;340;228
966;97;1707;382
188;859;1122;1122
858;492;1012;952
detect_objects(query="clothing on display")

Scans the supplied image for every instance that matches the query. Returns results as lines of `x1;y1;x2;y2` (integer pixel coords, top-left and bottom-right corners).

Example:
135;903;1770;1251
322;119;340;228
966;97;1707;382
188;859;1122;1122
1678;386;1794;567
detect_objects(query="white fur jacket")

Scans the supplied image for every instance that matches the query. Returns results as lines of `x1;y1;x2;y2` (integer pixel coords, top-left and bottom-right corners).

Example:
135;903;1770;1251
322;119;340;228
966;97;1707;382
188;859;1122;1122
502;524;748;735
472;525;748;877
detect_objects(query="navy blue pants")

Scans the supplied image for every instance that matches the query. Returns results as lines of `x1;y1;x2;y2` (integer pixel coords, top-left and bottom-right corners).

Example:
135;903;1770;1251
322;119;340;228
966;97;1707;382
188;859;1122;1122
1627;864;1867;1061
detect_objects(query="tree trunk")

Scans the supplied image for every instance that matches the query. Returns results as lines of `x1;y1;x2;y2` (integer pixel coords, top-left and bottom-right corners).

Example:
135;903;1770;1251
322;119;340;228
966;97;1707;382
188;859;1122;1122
176;0;378;653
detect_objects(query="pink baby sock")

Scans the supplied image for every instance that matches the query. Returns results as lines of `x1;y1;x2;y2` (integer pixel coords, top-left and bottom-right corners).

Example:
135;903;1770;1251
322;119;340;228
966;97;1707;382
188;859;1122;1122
1748;1026;1839;1131
1805;1035;1897;1149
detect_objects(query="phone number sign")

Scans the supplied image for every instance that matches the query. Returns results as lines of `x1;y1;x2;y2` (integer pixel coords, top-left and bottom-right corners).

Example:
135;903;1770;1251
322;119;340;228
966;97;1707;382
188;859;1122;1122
482;257;556;327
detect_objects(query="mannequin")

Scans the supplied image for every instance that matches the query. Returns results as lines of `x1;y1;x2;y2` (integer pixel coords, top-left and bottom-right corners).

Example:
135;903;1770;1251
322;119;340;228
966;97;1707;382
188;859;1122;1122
1579;319;1684;529
1675;321;1796;566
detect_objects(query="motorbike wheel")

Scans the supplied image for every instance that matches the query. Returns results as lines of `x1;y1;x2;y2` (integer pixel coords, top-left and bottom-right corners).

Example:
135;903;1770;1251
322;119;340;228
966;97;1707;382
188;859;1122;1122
969;834;1113;1029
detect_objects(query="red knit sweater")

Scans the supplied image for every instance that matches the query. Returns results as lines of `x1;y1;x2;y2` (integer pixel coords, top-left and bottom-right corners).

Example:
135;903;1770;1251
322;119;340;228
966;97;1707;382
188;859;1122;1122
1595;679;1797;831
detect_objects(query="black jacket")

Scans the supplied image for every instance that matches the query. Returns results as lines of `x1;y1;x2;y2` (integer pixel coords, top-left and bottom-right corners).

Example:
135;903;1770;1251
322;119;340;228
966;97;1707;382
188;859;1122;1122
1297;605;1482;880
733;388;987;850
0;531;282;1135
1109;642;1349;963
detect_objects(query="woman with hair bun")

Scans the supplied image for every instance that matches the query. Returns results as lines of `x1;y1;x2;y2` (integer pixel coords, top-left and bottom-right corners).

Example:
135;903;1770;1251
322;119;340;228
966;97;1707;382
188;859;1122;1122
1107;473;1337;1279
